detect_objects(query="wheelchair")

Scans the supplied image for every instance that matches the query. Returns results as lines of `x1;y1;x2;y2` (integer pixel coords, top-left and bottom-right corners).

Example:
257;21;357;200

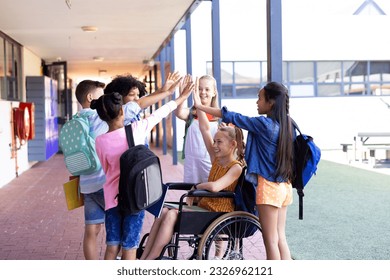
137;177;264;260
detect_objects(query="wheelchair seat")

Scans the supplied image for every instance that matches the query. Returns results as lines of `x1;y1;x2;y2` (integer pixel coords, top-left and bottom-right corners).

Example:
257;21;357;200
137;169;264;260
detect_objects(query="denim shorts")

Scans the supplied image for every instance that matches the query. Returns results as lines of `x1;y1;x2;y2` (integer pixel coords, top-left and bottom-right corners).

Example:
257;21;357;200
83;189;105;225
105;206;145;250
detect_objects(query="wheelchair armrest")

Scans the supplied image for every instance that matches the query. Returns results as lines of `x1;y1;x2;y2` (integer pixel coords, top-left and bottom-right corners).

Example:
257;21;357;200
186;190;235;199
165;182;196;191
175;190;236;214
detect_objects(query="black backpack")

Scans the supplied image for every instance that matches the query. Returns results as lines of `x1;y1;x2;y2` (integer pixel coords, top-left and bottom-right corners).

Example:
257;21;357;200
118;125;164;216
234;167;259;237
234;167;258;217
291;120;321;220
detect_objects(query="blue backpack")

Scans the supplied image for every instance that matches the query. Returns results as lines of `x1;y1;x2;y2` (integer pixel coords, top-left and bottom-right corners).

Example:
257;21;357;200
292;120;321;220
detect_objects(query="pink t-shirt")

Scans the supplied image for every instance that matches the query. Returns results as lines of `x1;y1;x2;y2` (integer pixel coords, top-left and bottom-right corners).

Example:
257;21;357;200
95;100;177;210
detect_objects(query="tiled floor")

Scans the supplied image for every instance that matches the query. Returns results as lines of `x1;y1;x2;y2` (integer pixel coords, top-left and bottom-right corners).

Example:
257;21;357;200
0;146;184;260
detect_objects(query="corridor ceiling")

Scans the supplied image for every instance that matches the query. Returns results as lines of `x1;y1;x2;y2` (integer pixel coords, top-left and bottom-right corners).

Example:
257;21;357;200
0;0;199;80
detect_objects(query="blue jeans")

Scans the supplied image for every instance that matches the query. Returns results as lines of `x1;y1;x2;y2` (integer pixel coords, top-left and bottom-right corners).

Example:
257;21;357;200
83;189;105;224
105;206;145;250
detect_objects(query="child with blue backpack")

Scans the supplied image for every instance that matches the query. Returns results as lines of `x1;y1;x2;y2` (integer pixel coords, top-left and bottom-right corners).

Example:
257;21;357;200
64;74;184;259
72;80;107;260
194;81;294;260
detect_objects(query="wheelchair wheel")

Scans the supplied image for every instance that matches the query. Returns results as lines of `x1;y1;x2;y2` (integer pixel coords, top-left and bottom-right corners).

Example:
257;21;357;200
197;211;264;260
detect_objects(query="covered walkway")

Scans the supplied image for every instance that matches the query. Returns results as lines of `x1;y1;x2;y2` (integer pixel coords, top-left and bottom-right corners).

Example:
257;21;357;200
0;146;183;260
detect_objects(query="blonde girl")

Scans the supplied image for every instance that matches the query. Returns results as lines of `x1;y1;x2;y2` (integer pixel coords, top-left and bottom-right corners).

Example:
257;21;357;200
175;75;220;183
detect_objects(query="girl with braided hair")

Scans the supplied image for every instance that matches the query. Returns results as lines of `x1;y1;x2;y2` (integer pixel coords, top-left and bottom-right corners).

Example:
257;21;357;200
91;76;193;260
194;81;294;260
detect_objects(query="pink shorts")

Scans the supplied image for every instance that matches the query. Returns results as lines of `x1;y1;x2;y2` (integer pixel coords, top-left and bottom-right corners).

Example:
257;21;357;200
256;175;293;208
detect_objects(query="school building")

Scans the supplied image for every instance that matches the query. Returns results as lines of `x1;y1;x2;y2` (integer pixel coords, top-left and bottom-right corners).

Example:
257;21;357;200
1;0;390;188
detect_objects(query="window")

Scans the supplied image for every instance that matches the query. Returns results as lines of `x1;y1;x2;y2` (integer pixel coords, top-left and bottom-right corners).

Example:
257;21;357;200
234;62;260;84
236;85;259;98
0;32;22;101
317;61;342;83
221;62;233;84
209;60;390;98
318;84;342;97
289;61;314;83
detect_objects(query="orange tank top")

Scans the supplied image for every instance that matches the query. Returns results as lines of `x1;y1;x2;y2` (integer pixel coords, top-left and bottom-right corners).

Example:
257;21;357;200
198;160;242;212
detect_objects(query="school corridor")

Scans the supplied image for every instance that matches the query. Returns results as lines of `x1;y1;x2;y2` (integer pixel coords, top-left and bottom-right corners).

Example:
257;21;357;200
0;146;183;260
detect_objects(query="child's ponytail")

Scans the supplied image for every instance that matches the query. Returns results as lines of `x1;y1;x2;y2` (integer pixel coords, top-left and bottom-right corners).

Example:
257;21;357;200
234;126;246;165
91;92;123;122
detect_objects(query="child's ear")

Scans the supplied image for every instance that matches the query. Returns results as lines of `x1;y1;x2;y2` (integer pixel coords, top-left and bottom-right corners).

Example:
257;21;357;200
232;139;238;149
87;93;93;103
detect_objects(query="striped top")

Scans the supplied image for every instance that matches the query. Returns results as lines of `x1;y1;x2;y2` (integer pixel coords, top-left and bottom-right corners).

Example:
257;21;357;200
198;160;242;212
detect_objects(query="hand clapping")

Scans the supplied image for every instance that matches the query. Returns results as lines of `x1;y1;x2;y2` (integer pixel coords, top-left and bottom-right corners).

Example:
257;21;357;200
161;71;182;94
179;74;194;98
192;77;201;108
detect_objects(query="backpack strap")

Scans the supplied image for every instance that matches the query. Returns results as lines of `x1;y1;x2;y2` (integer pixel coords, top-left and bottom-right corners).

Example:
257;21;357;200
237;166;247;188
77;110;95;119
291;117;305;220
124;125;135;148
181;106;195;159
291;118;302;135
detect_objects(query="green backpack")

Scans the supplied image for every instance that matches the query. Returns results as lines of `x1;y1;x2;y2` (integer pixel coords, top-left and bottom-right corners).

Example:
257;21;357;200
59;112;101;176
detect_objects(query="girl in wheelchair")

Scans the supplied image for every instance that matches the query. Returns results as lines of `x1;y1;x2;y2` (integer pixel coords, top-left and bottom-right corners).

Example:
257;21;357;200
140;78;246;260
194;81;294;260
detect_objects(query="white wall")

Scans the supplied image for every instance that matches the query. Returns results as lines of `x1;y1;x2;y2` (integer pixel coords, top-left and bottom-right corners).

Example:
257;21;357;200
23;48;42;79
0;48;42;188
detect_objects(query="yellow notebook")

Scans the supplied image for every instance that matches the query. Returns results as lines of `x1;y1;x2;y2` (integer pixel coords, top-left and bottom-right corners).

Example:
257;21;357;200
63;176;84;210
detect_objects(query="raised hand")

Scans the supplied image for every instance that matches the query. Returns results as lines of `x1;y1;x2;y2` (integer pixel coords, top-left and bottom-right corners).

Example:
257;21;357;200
161;71;182;94
174;74;194;106
192;77;201;108
180;75;194;98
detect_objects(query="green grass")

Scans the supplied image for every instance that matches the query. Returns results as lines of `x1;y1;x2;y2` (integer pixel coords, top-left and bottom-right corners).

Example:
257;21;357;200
166;151;390;259
286;160;390;260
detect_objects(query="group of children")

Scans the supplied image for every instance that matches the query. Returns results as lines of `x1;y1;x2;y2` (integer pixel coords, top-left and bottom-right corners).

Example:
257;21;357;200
70;72;294;260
